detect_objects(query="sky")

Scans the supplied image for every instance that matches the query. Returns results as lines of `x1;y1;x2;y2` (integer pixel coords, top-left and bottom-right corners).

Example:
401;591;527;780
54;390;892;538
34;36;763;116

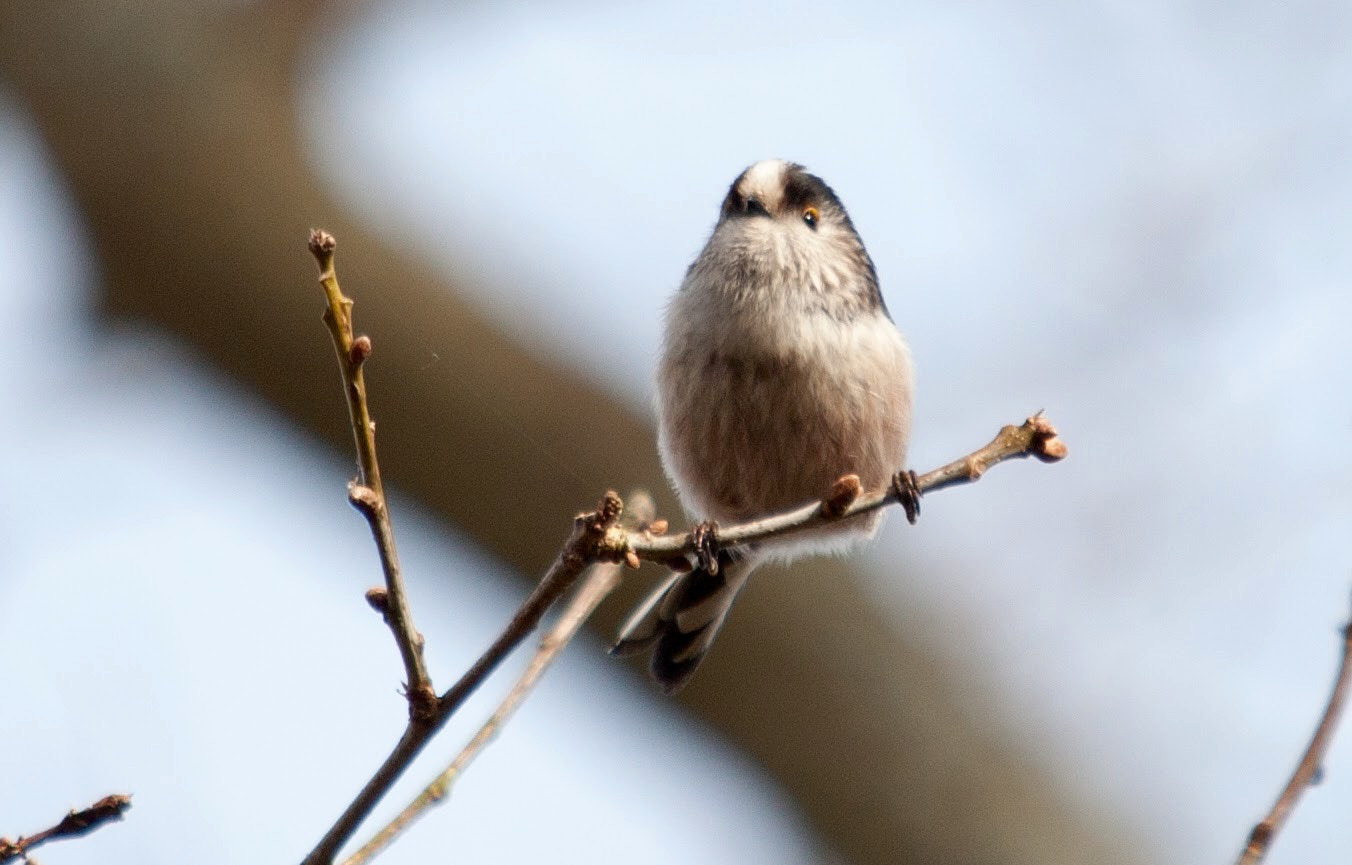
4;1;1352;863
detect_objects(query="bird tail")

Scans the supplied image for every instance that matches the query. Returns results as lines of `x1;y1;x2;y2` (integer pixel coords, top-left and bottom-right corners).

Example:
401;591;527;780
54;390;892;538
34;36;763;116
611;548;759;693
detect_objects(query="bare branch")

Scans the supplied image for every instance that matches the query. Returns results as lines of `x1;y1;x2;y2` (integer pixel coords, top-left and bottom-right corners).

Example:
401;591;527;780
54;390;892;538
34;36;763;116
1236;600;1352;865
0;794;132;863
341;494;657;865
299;230;1068;865
301;411;1064;865
308;229;435;722
299;491;626;865
342;562;625;865
622;412;1068;567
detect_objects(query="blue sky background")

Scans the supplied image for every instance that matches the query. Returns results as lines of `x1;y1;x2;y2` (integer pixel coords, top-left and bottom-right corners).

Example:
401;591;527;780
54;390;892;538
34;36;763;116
4;1;1352;863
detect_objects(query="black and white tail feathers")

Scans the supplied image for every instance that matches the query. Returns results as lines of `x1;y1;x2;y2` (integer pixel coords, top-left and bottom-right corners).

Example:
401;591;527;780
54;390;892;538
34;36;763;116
610;548;758;693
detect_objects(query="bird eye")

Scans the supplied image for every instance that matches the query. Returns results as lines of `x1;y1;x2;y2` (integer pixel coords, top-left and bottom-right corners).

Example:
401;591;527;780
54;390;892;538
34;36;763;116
802;206;820;229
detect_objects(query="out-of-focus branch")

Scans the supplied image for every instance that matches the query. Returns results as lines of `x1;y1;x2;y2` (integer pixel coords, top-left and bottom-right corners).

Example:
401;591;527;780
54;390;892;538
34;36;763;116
0;794;132;863
1236;600;1352;865
309;230;435;722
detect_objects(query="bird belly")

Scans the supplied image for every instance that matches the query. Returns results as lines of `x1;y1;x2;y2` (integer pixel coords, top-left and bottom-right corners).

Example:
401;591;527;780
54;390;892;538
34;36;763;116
657;313;911;557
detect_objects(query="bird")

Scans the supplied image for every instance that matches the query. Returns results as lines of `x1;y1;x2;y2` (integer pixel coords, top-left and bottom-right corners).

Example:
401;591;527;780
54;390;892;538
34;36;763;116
612;159;914;692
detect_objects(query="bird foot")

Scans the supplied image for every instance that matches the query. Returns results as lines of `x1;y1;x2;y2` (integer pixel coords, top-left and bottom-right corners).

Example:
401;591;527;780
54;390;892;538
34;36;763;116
691;520;721;575
892;469;921;525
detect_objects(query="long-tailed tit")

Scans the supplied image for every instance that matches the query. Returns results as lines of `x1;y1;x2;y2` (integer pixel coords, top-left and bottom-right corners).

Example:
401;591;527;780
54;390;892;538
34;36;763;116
612;160;915;693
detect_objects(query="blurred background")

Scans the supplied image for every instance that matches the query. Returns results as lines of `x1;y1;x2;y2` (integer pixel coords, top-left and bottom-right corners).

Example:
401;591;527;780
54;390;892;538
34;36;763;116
2;1;1350;863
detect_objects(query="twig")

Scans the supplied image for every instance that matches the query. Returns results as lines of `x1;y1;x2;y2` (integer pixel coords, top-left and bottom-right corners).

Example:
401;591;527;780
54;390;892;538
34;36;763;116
341;494;657;865
299;491;626;865
308;229;434;721
299;228;1068;865
625;411;1068;566
342;561;626;865
0;794;132;863
1236;600;1352;865
301;415;1063;864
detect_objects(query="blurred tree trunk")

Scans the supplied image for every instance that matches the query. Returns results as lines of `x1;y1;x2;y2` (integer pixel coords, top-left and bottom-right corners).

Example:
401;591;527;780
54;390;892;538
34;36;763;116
0;3;1141;864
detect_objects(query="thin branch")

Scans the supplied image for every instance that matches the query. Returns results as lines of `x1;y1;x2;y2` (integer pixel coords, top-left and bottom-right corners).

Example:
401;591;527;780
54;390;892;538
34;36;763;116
299;492;626;865
623;411;1068;566
0;794;132;863
342;493;657;865
308;229;434;721
299;228;1068;865
342;561;626;865
301;413;1063;865
1236;600;1352;865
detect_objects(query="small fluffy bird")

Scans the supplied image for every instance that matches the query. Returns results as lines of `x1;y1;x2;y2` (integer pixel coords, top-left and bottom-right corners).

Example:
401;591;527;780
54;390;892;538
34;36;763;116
613;160;914;692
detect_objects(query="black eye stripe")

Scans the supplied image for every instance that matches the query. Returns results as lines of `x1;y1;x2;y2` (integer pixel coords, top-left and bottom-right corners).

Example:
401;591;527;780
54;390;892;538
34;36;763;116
781;166;842;211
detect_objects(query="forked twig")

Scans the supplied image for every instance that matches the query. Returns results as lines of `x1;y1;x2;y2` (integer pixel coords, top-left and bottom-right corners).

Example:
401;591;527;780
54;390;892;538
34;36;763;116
340;495;659;864
298;229;1068;865
342;561;625;865
299;484;626;865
